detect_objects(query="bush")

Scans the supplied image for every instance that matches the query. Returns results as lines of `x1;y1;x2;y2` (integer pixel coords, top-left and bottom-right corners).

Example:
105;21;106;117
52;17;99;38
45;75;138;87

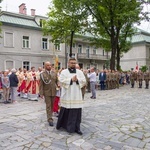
140;65;148;72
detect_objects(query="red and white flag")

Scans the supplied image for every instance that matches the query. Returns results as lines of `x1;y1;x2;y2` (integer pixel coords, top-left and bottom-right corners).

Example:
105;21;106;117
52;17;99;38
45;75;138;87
135;62;138;71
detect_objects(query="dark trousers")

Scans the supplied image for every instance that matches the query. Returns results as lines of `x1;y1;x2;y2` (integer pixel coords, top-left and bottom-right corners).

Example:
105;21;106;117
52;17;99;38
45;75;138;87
100;81;105;90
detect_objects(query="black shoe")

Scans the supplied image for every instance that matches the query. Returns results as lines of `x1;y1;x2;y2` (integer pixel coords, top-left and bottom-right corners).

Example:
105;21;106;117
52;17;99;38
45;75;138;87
75;130;83;135
90;96;93;98
91;97;96;99
49;122;54;126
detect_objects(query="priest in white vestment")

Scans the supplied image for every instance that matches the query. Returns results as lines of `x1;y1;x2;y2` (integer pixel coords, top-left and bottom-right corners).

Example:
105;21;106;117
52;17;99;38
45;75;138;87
56;58;86;135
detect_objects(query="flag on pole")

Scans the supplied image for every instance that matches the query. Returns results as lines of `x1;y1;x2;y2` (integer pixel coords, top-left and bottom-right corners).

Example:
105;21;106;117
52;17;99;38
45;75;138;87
135;62;138;71
55;55;59;71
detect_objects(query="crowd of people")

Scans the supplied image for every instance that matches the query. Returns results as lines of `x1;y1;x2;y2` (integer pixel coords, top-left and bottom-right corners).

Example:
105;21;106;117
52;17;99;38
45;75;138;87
0;65;150;104
0;67;42;104
0;60;150;135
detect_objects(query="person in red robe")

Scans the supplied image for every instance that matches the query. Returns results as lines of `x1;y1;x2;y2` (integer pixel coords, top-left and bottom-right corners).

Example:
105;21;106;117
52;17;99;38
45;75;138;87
26;67;40;101
19;68;28;99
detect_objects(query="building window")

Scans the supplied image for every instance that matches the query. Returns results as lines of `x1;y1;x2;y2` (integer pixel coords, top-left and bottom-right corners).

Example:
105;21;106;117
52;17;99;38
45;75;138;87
42;38;48;50
4;32;14;47
78;44;82;53
5;60;14;70
23;36;29;48
103;50;105;56
93;63;98;70
40;19;45;27
93;48;97;55
72;43;76;48
54;40;61;51
87;64;90;69
86;46;90;58
23;61;30;70
58;62;61;70
67;53;76;58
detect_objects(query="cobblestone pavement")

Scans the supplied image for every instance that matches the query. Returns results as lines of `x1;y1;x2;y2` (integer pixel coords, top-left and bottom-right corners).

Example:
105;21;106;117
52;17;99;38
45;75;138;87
0;84;150;150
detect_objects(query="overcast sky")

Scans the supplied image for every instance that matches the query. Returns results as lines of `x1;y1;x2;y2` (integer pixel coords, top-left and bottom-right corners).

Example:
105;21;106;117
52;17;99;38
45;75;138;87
0;0;51;16
0;0;150;32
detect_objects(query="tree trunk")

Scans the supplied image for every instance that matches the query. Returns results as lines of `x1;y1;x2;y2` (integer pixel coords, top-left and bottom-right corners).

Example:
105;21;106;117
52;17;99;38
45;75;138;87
110;33;116;70
69;31;74;58
116;44;121;71
110;49;116;70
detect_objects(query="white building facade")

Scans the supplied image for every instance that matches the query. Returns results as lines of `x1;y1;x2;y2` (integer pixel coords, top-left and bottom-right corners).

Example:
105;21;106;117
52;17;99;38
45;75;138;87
120;30;150;71
0;3;150;71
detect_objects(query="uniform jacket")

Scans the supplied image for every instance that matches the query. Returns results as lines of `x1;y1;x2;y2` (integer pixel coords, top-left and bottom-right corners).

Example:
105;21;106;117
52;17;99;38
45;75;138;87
39;70;58;97
137;72;144;80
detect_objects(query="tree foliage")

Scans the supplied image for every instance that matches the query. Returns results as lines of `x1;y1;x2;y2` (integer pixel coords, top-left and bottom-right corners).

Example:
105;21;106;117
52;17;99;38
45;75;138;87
141;65;148;72
43;0;88;57
44;0;149;69
83;0;146;70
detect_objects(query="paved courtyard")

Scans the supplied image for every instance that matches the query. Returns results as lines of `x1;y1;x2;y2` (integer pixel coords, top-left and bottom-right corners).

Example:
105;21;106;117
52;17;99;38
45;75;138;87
0;84;150;150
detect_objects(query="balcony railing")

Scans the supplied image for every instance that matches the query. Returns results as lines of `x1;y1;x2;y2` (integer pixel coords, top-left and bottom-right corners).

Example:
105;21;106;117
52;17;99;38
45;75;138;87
77;53;109;60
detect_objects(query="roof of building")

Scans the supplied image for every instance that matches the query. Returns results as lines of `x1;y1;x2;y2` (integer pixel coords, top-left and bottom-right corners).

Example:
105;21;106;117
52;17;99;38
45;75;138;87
0;11;41;29
131;28;150;44
132;33;150;43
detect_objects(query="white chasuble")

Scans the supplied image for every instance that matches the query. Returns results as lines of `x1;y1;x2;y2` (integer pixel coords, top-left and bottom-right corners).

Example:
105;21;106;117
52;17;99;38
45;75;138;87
59;69;86;109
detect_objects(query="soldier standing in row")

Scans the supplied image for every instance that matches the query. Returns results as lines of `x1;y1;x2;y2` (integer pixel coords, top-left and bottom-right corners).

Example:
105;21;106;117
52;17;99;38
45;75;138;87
106;70;110;90
137;70;144;88
111;70;115;89
115;70;120;89
144;71;150;89
130;70;137;88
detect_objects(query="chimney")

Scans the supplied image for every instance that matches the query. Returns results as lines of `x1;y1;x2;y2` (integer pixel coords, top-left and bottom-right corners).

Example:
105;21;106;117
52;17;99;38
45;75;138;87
19;3;27;15
31;9;36;16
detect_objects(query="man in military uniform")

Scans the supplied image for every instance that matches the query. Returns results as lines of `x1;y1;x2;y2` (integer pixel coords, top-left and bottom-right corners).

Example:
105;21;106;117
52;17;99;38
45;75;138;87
130;70;137;88
115;70;120;89
105;70;109;90
39;61;58;126
109;70;113;89
137;69;144;88
111;70;116;89
144;71;150;89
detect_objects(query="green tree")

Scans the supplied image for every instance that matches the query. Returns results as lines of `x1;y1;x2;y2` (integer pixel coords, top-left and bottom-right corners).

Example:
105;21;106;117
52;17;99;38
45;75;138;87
141;65;148;72
43;0;88;57
116;23;136;70
83;0;147;70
